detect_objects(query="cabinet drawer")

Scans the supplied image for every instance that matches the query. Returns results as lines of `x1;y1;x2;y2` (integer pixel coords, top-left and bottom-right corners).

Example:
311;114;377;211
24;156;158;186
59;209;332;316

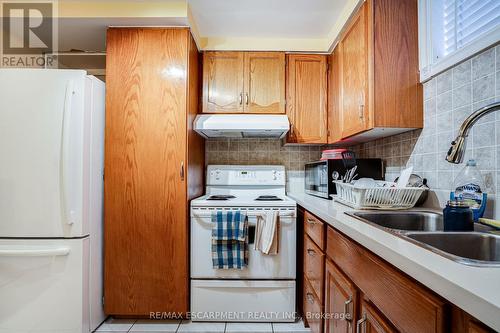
303;276;323;333
326;227;446;333
304;211;325;249
304;235;324;301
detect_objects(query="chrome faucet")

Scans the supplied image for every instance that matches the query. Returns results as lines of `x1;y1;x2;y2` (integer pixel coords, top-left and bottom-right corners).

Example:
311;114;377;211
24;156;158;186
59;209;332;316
446;101;500;164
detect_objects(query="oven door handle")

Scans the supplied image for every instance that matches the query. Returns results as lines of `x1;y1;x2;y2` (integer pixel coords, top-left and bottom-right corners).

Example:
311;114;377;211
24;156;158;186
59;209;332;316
191;212;296;219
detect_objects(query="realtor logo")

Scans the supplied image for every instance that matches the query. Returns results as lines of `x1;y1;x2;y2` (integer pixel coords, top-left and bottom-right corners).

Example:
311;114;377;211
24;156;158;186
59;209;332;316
1;1;57;67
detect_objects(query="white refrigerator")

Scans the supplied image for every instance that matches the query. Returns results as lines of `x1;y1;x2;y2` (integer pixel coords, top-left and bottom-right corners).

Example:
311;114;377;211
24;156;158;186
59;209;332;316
0;69;106;333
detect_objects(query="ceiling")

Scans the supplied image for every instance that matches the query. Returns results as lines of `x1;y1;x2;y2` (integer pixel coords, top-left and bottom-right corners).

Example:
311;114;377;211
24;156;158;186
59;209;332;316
57;17;188;52
188;0;348;39
52;0;358;53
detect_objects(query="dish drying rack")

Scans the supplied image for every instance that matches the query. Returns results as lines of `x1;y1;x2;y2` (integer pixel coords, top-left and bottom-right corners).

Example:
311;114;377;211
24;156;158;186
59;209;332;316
333;181;425;210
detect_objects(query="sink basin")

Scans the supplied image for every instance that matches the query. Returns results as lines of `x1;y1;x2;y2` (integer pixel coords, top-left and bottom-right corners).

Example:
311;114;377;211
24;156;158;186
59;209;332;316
349;211;494;233
347;210;499;266
350;211;443;231
406;232;500;265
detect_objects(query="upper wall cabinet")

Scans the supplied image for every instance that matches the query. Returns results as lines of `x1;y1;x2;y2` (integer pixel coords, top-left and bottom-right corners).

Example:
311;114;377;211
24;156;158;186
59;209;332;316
338;3;369;139
286;54;328;144
327;48;341;143
203;52;244;113
329;0;422;144
202;51;285;113
245;52;286;113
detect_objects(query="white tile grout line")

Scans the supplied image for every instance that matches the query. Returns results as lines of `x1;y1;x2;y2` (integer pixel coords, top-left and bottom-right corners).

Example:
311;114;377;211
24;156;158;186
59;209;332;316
175;319;186;333
126;319;137;333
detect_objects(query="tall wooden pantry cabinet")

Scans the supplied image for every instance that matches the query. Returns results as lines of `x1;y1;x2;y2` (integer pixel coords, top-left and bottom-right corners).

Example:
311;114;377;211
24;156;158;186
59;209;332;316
104;28;204;316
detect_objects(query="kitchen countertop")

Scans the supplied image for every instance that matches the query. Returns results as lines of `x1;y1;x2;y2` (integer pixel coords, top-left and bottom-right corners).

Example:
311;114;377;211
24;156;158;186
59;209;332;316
287;190;500;331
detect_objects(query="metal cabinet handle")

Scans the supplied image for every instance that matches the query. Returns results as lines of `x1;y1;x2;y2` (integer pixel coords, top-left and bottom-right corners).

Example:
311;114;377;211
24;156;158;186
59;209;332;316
307;249;316;256
306;218;317;225
359;91;365;119
245;92;249;105
343;297;353;322
306;292;315;304
356;315;367;333
239;93;243;105
180;161;185;180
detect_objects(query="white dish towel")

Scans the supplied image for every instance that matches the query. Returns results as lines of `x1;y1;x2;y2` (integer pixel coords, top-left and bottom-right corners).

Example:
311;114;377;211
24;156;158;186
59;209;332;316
254;210;280;255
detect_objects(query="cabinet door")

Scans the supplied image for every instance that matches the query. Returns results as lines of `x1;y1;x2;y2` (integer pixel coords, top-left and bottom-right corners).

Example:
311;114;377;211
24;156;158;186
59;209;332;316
328;47;342;143
340;3;370;138
304;277;323;333
468;321;494;333
450;307;495;333
105;28;189;315
324;259;358;333
244;52;285;113
357;300;397;333
286;54;328;144
203;52;244;113
327;227;446;333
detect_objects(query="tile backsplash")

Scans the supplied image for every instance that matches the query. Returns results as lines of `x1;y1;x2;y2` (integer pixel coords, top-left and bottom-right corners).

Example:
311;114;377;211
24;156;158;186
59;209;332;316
205;138;322;187
352;44;500;196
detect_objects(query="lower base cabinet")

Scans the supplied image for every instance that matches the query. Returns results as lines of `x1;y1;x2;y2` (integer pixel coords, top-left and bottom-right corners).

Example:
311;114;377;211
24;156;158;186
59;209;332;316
304;277;323;333
324;259;357;333
358;300;397;333
300;208;495;333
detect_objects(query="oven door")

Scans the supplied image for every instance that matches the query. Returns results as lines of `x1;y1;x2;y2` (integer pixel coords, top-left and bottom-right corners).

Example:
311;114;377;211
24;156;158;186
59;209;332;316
190;207;296;279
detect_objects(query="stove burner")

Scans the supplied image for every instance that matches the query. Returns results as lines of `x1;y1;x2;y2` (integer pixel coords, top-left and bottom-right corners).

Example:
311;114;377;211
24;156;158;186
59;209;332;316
255;195;283;201
206;195;236;201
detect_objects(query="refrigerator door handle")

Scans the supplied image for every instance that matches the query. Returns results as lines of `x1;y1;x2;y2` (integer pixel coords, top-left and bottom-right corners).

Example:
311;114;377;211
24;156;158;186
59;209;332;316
61;80;76;225
0;246;70;257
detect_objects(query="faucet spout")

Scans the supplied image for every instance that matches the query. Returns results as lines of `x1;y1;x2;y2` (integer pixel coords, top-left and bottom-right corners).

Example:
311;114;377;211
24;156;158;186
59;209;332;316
446;101;500;164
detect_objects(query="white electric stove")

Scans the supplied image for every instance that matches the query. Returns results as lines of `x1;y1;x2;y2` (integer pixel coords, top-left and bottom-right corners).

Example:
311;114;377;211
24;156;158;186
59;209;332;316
190;165;297;322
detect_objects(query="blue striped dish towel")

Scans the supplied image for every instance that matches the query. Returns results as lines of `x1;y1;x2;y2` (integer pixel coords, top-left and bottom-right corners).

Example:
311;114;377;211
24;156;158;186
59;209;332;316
211;210;248;269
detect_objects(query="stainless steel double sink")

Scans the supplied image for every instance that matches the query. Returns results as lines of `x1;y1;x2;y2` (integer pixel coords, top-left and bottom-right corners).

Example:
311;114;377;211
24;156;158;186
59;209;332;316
346;211;500;266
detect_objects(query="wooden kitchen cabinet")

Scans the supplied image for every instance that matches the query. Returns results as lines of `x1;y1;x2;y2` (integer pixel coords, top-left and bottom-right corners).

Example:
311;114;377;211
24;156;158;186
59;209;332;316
327;47;342;144
304;210;325;249
202;51;285;113
304;235;325;301
304;277;324;333
300;207;495;333
104;28;204;316
467;321;495;333
358;300;398;333
338;2;369;138
324;259;358;333
329;0;422;143
326;226;446;333
203;52;244;113
286;54;328;144
302;211;326;333
450;307;497;333
245;52;286;113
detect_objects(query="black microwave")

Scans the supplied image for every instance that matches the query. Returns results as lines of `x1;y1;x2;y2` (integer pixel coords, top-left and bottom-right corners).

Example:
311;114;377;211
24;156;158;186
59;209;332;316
304;159;384;199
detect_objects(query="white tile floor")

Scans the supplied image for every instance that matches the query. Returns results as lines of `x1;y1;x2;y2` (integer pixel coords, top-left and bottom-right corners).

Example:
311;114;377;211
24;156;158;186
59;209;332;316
95;317;311;333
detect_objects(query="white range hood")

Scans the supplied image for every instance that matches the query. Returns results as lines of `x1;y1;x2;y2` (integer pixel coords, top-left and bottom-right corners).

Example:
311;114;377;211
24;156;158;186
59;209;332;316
193;114;290;138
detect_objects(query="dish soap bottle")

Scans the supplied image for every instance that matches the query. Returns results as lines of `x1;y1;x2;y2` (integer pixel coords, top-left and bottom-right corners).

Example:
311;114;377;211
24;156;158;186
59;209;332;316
450;159;487;221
